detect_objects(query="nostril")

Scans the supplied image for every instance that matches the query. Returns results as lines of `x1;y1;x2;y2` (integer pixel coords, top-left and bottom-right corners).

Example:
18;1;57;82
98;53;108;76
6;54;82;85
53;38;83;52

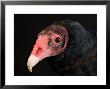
36;47;42;55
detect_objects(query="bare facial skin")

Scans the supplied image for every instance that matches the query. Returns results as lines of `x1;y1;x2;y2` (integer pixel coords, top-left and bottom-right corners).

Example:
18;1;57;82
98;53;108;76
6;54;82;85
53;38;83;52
27;25;69;72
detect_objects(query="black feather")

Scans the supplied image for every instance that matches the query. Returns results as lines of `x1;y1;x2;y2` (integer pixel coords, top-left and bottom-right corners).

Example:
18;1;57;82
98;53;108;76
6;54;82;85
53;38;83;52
47;19;97;76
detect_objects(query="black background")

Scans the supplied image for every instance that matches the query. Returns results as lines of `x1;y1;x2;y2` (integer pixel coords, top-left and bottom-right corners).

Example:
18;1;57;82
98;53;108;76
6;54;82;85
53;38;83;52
14;14;97;76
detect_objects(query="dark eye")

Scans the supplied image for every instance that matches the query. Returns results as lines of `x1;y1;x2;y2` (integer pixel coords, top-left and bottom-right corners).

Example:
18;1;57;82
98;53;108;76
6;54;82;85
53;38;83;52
55;37;60;43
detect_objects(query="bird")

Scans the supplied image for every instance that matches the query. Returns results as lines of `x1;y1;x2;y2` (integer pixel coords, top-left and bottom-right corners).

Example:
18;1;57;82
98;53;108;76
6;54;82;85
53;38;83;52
27;19;97;76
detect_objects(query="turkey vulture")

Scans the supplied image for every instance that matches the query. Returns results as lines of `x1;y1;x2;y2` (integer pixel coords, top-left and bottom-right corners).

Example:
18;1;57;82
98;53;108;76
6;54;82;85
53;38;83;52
27;19;97;76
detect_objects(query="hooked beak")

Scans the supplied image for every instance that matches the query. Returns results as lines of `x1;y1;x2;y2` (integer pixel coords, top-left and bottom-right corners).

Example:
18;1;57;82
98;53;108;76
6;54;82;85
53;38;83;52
27;55;40;72
27;35;51;72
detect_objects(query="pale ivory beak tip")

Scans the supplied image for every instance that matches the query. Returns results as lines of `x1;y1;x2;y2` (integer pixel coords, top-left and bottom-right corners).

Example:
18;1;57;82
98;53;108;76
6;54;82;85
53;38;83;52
27;64;32;72
29;66;32;72
27;55;40;72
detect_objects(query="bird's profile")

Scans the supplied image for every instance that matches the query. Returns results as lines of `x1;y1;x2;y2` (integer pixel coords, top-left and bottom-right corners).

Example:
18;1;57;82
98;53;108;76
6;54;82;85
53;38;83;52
27;19;97;76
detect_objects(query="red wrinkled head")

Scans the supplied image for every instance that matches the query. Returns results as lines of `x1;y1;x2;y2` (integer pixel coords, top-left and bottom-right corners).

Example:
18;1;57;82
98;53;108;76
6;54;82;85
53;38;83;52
27;25;69;72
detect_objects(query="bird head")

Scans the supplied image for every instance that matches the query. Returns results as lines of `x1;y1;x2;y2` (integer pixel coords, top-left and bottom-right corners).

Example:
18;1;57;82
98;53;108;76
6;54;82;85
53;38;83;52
27;25;69;72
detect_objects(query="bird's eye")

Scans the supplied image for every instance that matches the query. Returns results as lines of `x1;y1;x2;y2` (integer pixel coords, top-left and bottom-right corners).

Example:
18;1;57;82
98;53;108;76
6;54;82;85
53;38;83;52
55;37;60;43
